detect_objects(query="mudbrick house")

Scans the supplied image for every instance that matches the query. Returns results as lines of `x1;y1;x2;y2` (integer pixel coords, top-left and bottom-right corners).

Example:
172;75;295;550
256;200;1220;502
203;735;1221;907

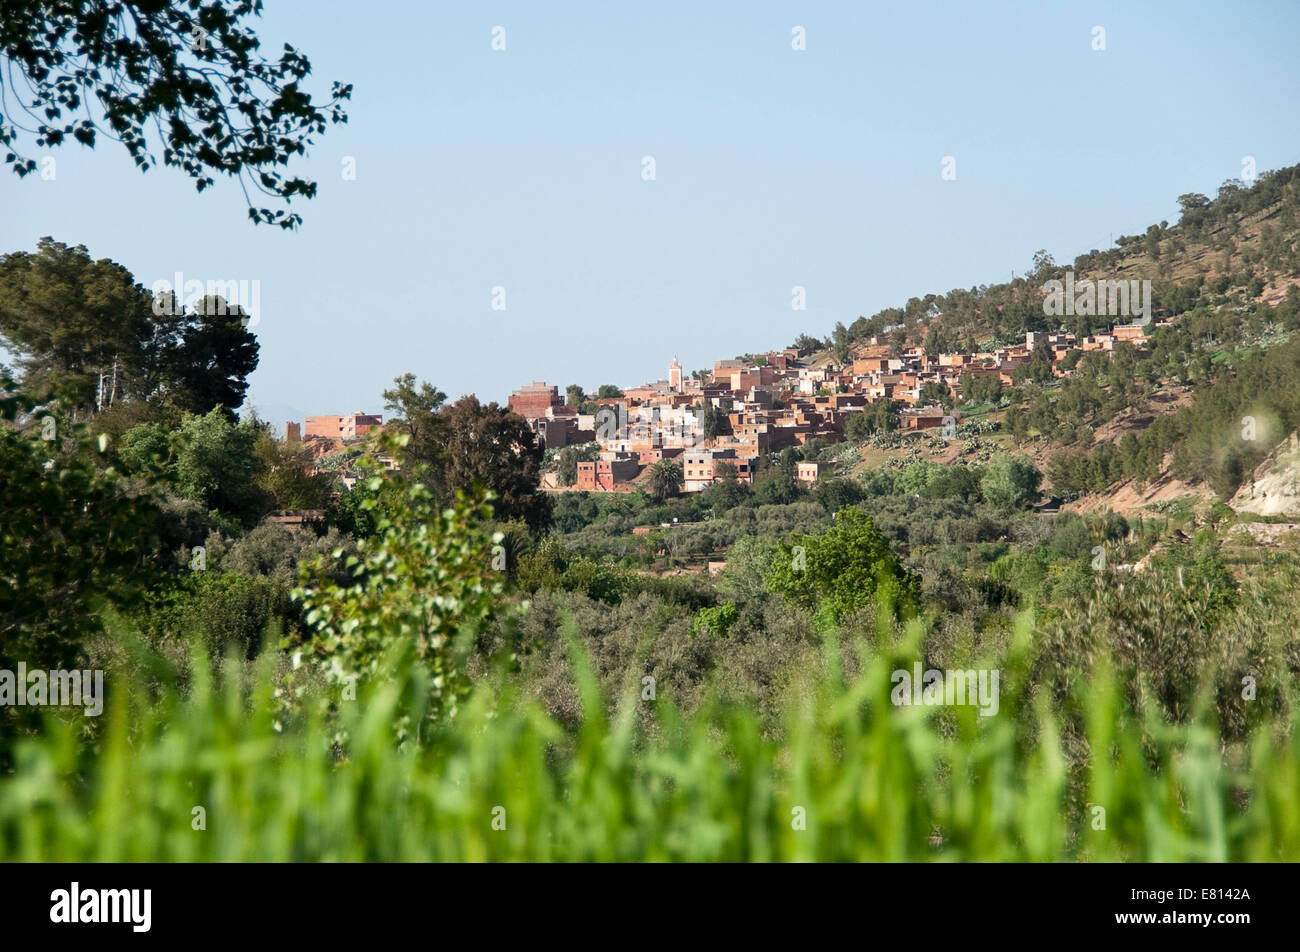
520;326;1122;493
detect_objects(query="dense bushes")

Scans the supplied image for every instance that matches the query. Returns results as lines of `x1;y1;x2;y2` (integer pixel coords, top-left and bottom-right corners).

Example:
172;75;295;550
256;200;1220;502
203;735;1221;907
1;385;160;674
131;571;294;658
515;536;629;604
1035;558;1293;741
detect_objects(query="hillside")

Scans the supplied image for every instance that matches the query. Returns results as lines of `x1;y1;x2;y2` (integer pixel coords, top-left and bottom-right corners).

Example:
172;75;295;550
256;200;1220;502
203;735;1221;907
805;162;1300;359
789;163;1300;509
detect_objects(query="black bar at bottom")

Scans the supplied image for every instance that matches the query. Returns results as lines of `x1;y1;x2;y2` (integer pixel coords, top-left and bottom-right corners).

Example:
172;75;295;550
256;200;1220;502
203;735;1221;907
0;862;1276;938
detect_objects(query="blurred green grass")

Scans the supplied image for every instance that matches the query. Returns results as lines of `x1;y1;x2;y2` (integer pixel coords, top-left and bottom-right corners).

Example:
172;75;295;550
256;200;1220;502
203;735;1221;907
1;611;1296;862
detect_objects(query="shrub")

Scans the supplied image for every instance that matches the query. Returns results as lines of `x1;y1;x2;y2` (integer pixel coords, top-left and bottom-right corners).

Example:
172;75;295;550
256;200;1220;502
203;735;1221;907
766;506;919;626
294;464;506;732
694;601;738;638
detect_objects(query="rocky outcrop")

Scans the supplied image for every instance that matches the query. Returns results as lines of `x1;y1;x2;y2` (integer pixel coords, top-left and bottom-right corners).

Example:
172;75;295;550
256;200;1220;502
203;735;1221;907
1229;433;1300;517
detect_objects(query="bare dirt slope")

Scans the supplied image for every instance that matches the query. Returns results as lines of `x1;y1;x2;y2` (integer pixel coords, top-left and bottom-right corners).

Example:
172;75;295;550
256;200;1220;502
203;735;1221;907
1065;470;1215;516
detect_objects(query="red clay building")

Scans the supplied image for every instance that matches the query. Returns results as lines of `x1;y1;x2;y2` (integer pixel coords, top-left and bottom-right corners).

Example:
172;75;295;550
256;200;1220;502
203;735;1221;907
508;381;565;420
304;412;383;440
576;456;640;491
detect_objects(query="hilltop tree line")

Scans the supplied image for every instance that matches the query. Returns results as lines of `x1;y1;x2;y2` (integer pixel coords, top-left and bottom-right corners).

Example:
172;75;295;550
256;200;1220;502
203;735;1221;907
796;162;1300;361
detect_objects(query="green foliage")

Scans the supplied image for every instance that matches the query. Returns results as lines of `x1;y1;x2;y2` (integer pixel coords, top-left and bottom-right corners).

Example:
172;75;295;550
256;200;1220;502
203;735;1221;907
382;373;448;468
699;401;729;440
702;472;751;510
0;4;351;228
160;297;261;415
4;611;1299;861
811;476;866;513
515;537;628;605
117;421;172;474
217;521;354;588
749;464;801;506
0;383;159;672
961;373;1004;406
918;379;953;408
1013;339;1056;384
0;239;259;415
133;571;295;659
548;489;650;534
556;443;598;486
694;601;738;638
384;376;551;532
327;483;382;539
980;453;1042;510
646;458;683;502
253;428;334;510
0;238;152;411
766;507;919;625
844;410;872;442
715;535;782;604
172;408;270;527
1035;561;1292;741
844;401;904;443
293;464;506;730
881;459;984;502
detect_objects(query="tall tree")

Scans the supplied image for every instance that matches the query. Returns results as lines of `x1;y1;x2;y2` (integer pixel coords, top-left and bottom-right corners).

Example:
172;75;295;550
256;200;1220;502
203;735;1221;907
556;443;597;486
173;407;270;527
767;507;918;623
382;373;448;471
160;295;260;415
440;395;551;533
699;401;727;441
384;375;550;532
646;458;683;501
0;240;259;417
0;380;160;686
980;453;1043;511
254;426;334;510
0;238;152;413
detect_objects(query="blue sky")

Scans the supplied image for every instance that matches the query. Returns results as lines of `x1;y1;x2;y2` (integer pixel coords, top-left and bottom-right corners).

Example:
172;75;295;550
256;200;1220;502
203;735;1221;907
4;0;1299;424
